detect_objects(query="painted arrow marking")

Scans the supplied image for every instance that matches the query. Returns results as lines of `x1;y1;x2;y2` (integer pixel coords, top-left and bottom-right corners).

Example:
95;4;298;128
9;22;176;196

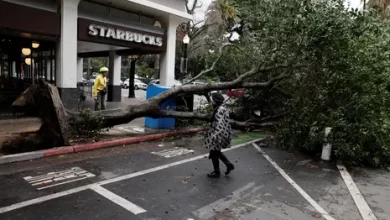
151;147;194;158
24;167;95;190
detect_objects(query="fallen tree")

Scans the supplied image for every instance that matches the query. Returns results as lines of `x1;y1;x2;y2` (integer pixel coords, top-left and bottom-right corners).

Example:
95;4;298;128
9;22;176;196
2;58;303;153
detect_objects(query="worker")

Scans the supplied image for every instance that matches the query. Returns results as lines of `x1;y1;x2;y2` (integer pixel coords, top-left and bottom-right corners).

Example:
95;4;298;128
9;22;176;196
94;67;108;111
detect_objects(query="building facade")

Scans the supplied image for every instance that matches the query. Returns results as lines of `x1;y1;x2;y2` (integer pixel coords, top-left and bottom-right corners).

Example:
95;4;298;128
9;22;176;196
0;0;191;112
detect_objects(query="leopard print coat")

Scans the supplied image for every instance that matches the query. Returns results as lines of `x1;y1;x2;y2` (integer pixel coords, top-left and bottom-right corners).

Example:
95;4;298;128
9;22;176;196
204;105;232;150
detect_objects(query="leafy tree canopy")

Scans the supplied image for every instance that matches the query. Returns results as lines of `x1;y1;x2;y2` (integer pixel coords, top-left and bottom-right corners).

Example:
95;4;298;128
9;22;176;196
201;0;390;167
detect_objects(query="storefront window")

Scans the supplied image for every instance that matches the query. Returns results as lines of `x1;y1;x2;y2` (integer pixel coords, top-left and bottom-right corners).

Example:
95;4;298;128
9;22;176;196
0;35;56;116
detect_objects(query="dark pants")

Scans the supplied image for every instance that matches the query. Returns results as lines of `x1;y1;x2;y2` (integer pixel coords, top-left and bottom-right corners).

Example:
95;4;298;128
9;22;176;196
209;150;234;174
95;91;106;111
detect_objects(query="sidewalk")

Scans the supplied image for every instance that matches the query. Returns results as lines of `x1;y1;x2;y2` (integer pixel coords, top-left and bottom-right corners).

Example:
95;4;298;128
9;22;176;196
0;97;152;150
0;118;41;148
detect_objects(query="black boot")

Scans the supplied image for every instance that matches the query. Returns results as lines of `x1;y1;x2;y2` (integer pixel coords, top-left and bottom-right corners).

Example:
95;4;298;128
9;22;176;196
207;171;221;178
219;152;235;175
208;151;221;178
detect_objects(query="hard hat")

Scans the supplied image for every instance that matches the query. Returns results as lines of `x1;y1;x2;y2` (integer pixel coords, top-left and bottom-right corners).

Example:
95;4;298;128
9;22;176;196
99;67;109;72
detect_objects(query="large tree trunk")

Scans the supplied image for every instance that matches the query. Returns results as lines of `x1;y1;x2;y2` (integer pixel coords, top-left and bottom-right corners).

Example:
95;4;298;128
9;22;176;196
2;55;302;153
3;80;70;153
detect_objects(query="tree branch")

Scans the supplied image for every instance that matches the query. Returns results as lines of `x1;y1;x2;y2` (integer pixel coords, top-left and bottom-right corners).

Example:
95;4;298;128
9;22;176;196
186;0;200;14
192;20;205;27
271;86;293;98
188;44;203;54
230;120;276;130
160;110;277;130
196;0;203;9
153;64;305;106
159;110;210;120
70;61;304;128
249;112;289;123
185;44;257;85
184;44;233;85
189;23;215;39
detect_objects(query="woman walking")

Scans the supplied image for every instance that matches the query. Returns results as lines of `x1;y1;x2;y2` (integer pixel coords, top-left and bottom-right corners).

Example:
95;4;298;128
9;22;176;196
204;93;235;178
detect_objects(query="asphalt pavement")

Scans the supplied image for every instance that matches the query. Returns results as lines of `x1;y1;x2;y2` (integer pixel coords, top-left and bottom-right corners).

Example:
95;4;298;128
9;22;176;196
2;134;388;220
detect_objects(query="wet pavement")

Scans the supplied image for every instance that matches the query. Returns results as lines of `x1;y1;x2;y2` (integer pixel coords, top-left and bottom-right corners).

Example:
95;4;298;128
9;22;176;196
0;135;389;220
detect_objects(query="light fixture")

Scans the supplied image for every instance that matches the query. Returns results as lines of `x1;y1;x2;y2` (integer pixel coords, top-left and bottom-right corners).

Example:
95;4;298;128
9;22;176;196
22;48;31;56
25;58;31;65
129;55;139;60
183;34;190;45
32;41;40;48
21;33;32;38
153;21;162;28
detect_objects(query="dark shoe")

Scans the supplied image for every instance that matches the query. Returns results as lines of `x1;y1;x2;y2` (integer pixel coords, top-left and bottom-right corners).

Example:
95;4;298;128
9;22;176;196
225;164;235;175
207;171;221;178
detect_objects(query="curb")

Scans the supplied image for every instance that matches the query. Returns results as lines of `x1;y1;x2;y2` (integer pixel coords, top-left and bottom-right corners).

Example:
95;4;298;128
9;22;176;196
0;128;206;165
0;151;44;164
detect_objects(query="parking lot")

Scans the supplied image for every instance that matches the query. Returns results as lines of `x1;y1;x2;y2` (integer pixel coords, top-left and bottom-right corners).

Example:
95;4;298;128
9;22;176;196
0;135;379;220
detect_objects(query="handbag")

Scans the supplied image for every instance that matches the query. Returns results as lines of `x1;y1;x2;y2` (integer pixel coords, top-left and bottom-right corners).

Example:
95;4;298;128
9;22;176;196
100;87;107;95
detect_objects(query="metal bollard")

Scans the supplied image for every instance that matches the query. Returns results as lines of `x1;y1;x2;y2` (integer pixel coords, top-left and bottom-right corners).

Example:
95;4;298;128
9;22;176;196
321;127;332;161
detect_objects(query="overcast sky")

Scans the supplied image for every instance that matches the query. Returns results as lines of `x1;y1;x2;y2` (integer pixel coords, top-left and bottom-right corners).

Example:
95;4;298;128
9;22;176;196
191;0;363;22
191;0;212;23
346;0;363;8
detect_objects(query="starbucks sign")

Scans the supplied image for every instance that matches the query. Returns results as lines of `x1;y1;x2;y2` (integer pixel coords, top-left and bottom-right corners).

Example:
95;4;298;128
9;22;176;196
88;24;163;47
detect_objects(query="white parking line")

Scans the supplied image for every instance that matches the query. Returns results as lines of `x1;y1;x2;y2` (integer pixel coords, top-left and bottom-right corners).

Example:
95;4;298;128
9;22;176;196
252;143;335;220
0;186;90;214
192;182;257;219
0;138;264;214
337;165;377;220
90;185;146;215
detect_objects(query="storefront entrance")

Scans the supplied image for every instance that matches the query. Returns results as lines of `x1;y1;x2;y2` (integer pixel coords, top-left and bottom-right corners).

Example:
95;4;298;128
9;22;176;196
77;18;166;103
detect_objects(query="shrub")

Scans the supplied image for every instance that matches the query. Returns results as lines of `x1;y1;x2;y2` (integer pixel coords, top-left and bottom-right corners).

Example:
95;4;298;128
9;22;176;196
71;109;109;138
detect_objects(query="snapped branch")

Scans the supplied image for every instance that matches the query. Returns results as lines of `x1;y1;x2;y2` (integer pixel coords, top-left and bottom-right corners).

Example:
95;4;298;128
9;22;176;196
152;64;305;105
185;44;256;85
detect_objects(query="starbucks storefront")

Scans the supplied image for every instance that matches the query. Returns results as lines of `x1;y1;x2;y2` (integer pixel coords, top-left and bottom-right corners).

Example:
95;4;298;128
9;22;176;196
0;0;190;113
